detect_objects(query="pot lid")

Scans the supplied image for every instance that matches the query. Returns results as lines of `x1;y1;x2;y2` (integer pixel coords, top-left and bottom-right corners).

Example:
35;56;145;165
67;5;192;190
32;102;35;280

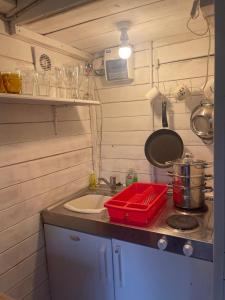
168;153;207;166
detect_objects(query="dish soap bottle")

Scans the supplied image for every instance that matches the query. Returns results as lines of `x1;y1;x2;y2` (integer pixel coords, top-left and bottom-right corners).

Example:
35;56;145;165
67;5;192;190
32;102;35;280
126;169;134;186
133;171;138;183
89;172;97;189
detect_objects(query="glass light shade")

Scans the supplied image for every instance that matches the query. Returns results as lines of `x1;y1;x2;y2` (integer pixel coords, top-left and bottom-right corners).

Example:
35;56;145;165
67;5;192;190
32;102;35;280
118;46;132;59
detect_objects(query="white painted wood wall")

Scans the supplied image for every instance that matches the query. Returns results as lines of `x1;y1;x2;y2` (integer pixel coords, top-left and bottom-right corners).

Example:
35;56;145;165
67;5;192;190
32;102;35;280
96;35;214;184
0;32;93;299
0;17;215;300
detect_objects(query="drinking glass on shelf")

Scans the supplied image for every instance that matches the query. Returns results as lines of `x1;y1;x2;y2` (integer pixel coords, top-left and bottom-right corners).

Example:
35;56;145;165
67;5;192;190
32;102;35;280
63;65;73;99
83;75;94;100
36;71;50;97
49;69;58;98
63;64;80;99
73;65;79;99
83;63;93;100
21;69;35;95
55;67;66;98
2;71;22;94
77;64;85;99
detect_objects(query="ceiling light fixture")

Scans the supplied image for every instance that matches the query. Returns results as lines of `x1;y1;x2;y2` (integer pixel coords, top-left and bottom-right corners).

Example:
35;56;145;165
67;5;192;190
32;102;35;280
117;21;132;60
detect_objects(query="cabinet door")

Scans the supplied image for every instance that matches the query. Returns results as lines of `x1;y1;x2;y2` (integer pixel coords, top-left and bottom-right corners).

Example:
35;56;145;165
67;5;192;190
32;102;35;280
44;225;114;300
112;239;213;300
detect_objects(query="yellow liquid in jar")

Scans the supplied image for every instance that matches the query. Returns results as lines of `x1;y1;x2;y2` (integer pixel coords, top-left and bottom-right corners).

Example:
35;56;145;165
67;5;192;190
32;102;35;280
2;72;22;94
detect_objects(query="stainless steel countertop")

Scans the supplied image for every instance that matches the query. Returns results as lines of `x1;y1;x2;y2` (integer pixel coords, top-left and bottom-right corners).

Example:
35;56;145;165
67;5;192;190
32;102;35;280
42;186;213;262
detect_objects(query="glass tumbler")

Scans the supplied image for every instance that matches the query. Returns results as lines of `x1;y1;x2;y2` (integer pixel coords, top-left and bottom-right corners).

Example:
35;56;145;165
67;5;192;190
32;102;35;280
55;68;66;98
63;66;72;99
21;70;35;95
36;71;50;97
2;71;22;94
49;69;58;98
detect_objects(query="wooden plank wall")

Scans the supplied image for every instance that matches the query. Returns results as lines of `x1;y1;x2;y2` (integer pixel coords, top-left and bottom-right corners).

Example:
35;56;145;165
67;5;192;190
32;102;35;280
96;35;214;184
0;33;93;299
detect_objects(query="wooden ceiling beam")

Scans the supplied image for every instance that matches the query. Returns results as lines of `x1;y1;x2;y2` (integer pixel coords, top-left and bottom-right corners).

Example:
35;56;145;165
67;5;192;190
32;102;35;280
0;0;16;14
24;0;161;34
10;24;93;61
6;0;94;23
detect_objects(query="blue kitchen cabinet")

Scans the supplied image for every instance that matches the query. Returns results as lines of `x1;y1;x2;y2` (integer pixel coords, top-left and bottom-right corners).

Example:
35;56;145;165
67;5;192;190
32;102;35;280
112;239;213;300
44;224;114;300
44;225;213;300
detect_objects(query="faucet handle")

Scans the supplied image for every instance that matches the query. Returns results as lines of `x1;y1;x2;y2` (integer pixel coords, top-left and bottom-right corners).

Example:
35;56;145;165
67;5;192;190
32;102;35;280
110;176;116;186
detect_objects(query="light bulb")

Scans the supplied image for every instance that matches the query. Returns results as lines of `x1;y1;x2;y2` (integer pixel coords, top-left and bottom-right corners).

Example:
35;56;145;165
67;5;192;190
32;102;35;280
118;46;132;59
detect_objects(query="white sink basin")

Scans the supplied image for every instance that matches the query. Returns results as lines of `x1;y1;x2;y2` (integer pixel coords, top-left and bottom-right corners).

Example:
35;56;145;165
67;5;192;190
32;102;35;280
64;194;110;214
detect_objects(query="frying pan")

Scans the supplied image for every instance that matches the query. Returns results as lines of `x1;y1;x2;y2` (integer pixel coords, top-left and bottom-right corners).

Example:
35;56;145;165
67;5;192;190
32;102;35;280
145;100;184;168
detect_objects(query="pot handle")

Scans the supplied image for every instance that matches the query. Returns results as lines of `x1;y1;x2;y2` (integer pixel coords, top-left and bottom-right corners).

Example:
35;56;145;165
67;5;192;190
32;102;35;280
202;138;213;145
203;162;212;168
202;186;213;193
167;171;174;176
167;183;173;194
204;174;214;181
167;171;212;179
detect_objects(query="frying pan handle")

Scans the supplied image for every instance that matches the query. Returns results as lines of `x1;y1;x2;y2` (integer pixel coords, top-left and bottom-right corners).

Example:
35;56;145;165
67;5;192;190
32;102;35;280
162;100;168;128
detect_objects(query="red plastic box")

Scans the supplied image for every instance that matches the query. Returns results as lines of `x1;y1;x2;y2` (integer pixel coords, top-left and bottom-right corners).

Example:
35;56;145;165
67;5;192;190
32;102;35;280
104;182;168;226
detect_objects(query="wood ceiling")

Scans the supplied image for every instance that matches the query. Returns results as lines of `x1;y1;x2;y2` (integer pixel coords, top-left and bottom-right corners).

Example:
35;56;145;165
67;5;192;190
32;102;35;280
24;0;208;54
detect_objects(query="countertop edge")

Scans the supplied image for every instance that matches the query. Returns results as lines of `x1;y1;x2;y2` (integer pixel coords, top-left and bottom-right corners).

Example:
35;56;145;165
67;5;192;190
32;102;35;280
42;208;213;262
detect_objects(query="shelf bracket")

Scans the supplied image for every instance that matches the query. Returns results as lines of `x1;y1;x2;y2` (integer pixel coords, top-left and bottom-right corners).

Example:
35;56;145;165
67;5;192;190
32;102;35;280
52;105;58;136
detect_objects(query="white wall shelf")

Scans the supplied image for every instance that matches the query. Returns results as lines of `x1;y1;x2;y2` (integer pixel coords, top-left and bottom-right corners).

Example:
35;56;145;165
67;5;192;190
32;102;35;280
0;93;100;106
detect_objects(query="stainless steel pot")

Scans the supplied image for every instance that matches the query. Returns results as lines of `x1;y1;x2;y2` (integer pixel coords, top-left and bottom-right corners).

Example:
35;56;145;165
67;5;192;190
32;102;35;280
168;171;213;189
167;153;213;209
167;153;211;178
171;184;213;210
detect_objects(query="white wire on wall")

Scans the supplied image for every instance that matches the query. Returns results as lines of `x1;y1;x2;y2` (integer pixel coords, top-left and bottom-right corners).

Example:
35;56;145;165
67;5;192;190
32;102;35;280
202;17;212;91
149;41;158;182
186;2;212;91
93;77;103;178
186;15;209;37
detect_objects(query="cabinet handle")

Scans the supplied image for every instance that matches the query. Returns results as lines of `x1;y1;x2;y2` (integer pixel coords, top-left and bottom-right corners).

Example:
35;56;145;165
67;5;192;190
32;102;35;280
69;234;80;241
98;245;108;283
115;245;123;287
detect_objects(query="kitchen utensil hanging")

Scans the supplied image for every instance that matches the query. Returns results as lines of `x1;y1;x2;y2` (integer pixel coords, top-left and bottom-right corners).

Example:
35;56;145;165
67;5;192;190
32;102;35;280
203;78;214;103
174;83;191;101
190;102;214;144
144;99;184;168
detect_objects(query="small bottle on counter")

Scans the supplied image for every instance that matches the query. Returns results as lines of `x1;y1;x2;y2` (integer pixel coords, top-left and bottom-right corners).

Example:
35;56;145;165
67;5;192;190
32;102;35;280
89;172;97;189
133;171;138;183
126;169;138;186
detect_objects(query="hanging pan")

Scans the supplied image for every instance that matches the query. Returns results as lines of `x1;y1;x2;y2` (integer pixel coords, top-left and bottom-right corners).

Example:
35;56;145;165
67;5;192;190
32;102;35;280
144;100;184;168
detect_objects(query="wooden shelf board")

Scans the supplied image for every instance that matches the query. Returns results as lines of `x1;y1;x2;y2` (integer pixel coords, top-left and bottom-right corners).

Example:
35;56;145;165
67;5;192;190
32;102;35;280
0;93;100;106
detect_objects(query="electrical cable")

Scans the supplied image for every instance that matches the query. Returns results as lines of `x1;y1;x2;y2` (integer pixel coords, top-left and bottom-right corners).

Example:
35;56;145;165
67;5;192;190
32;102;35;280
93;76;103;178
156;63;160;90
186;0;209;37
202;17;211;91
186;1;212;93
186;15;209;36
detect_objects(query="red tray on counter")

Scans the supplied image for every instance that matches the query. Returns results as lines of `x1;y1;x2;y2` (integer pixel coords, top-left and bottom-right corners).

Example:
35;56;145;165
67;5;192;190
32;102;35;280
104;182;168;226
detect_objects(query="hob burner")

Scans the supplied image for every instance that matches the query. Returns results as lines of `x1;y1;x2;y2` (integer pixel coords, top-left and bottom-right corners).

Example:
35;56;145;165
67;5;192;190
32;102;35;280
166;214;199;231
